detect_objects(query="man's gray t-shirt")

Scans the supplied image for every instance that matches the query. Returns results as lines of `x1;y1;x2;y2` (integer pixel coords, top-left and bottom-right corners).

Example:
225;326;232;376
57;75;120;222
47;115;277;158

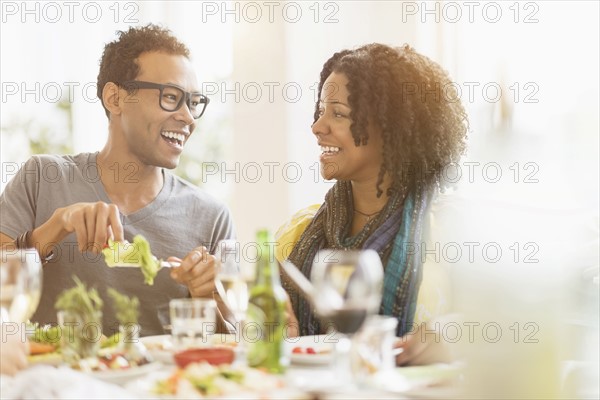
0;152;234;336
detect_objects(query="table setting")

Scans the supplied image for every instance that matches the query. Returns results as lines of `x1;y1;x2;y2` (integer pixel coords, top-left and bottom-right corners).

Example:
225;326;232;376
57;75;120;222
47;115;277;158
0;242;475;399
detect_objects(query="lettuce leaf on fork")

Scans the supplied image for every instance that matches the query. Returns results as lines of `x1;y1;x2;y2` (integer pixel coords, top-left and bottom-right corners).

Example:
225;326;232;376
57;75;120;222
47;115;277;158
102;235;161;285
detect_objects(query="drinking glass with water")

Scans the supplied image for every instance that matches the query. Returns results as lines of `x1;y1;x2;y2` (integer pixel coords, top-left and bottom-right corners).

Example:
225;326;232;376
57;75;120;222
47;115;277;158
169;298;216;349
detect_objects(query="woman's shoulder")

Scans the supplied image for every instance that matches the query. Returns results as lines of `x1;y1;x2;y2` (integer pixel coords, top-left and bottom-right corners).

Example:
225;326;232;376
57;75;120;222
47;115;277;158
275;204;321;262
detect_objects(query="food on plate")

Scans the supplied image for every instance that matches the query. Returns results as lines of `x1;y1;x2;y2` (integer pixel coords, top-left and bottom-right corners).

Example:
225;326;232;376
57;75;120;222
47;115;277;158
100;332;121;349
174;347;235;368
142;337;173;352
101;337;153;369
29;341;56;355
27;351;63;366
88;351;151;371
154;362;283;397
291;346;330;355
107;288;140;326
28;323;60;345
55;277;103;319
53;278;151;370
55;277;103;362
27;324;63;365
106;288;152;366
102;235;160;285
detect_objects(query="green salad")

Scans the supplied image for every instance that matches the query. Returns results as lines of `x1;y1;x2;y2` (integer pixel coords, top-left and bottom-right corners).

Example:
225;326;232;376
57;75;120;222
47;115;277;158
154;363;278;397
102;235;160;285
107;288;140;326
55;276;103;318
54;277;104;361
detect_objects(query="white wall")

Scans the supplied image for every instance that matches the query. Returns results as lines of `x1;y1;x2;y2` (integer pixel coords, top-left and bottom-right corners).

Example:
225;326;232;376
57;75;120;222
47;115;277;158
1;0;598;245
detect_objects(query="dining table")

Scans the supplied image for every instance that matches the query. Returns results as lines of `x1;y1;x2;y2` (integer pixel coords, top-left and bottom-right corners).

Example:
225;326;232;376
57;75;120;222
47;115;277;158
3;327;597;400
0;333;462;400
3;345;598;399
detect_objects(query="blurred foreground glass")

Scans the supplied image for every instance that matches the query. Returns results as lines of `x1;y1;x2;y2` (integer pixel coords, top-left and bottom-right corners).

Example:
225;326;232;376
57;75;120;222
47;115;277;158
214;240;255;328
311;249;383;385
351;315;398;385
170;298;216;349
157;302;172;334
0;248;42;323
451;263;573;399
57;309;102;366
214;240;254;360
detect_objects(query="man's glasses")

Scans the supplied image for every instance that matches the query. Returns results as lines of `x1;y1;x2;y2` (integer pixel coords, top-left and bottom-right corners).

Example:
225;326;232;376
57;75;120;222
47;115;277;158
121;81;210;119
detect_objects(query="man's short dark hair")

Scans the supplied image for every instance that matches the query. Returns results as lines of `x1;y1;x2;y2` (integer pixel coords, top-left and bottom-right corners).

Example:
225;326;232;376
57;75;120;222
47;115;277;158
96;24;190;118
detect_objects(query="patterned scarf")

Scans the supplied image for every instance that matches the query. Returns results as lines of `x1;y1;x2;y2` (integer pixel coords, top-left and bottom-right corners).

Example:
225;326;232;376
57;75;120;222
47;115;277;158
284;180;432;336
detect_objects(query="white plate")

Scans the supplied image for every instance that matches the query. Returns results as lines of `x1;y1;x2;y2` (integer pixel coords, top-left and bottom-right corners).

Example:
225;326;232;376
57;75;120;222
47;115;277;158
126;364;306;399
140;334;239;364
369;363;462;394
285;334;335;366
89;361;164;386
124;369;173;397
140;335;175;364
207;333;239;348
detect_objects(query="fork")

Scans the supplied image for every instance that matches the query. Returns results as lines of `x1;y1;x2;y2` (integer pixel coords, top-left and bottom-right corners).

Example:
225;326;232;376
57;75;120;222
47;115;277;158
112;258;181;269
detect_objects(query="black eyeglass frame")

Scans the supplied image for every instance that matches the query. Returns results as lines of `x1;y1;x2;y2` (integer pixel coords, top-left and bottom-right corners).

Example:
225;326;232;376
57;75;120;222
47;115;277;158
120;80;210;119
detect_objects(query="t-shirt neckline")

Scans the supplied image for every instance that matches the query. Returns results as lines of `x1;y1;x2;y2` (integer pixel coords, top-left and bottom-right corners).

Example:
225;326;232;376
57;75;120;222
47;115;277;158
87;152;174;225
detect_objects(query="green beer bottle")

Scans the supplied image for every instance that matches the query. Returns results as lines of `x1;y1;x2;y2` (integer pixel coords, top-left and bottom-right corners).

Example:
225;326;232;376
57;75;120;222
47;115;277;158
246;229;288;373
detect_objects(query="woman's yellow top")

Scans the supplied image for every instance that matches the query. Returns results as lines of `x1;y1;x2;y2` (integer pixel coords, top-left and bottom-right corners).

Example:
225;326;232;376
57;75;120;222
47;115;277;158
275;204;450;327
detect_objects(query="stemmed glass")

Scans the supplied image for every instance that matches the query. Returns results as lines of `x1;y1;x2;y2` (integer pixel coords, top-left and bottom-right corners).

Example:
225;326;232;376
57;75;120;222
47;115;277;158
0;248;43;323
311;249;383;385
214;240;254;356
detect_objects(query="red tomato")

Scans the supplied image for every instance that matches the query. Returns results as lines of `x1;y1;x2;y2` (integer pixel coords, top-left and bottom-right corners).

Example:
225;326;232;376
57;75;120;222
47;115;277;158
306;347;316;354
292;347;304;354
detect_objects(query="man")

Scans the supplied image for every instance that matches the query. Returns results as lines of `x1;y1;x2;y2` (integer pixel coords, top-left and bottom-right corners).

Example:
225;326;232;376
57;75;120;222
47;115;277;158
0;25;235;336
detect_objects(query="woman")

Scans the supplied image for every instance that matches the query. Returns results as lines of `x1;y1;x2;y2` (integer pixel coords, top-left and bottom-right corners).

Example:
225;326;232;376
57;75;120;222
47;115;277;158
276;43;468;364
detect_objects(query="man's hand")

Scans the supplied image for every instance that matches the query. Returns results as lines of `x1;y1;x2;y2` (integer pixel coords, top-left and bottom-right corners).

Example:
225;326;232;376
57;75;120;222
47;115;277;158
56;202;124;253
169;246;216;298
16;202;124;259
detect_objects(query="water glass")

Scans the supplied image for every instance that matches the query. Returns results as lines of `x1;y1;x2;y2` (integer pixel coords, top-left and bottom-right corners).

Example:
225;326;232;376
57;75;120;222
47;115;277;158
1;248;42;323
350;315;398;384
311;249;384;387
170;298;216;349
214;239;253;325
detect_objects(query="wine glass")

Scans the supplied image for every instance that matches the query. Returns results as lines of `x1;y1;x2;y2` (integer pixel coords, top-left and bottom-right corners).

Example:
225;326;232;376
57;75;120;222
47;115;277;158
0;248;43;323
214;240;254;355
311;249;383;385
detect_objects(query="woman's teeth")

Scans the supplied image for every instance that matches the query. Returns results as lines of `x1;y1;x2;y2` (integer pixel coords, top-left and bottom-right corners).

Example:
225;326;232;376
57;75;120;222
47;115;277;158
161;131;185;146
320;146;340;154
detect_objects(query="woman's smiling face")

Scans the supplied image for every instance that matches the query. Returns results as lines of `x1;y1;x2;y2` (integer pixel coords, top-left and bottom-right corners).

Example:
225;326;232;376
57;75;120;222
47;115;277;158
312;72;384;183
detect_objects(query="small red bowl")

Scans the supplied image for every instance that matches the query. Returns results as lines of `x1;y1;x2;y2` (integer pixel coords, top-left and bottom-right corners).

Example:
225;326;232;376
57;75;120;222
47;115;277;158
174;347;235;368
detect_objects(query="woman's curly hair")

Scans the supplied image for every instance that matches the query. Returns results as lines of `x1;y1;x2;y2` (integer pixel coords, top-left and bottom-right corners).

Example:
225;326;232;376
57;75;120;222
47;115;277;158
96;24;190;118
315;43;469;196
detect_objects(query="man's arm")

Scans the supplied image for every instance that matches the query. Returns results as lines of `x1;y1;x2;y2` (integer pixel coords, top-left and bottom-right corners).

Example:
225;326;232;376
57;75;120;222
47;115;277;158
0;232;15;249
1;203;124;258
1;213;68;258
